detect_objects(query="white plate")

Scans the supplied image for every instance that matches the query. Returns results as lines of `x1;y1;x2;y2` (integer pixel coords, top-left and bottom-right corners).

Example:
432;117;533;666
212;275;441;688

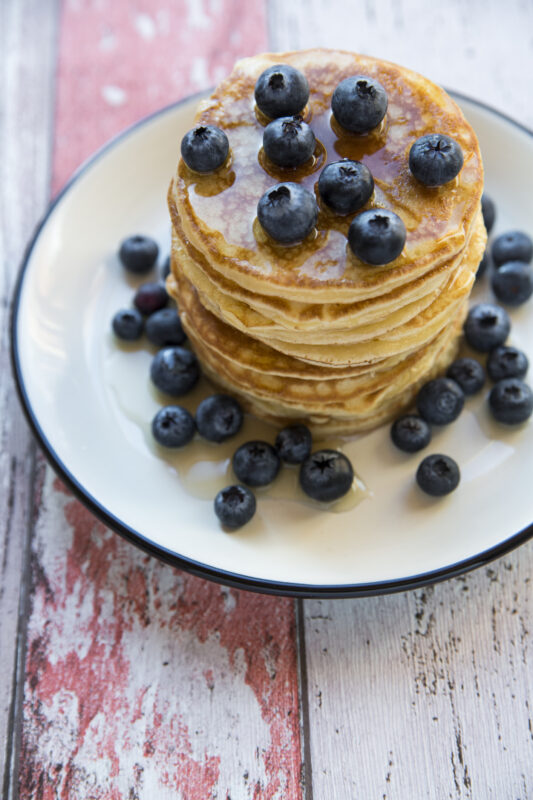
11;91;533;597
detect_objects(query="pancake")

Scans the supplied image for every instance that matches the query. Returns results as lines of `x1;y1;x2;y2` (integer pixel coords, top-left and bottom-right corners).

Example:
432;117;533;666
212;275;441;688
167;48;485;434
171;211;484;350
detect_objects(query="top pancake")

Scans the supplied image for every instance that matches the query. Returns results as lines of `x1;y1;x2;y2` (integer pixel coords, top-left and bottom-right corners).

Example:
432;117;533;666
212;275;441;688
171;48;483;302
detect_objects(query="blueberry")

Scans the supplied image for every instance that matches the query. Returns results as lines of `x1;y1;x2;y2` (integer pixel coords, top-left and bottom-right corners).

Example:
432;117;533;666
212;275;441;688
275;424;312;464
390;414;431;453
318;159;374;215
481;193;496;235
214;485;257;529
331;75;388;134
181;125;229;173
491;261;533;306
487;346;528;382
254;64;309;119
476;250;491;280
409;134;464;187
348;209;406;265
119;235;159;274
233;441;281;487
151;405;195;447
416;378;464;425
161;255;171;280
446;357;485;395
196;394;243;443
150;346;200;396
145;308;185;346
489;378;533;424
112;308;144;341
134;282;169;316
463;303;511;352
492;231;533;266
299;449;354;502
257;182;318;244
262;116;315;168
416;454;460;497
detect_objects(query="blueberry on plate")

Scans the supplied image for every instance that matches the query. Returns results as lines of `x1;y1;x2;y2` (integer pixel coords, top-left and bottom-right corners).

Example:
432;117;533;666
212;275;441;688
112;308;144;341
463;303;510;352
233;441;281;487
257;182;318;244
390;414;431;453
476;249;491;280
416;453;460;497
409;134;464;187
254;64;309;119
275;424;312;464
489;378;533;424
481;193;496;235
487;346;528;382
262;116;315;167
150;346;200;396
318;159;374;215
446;357;485;395
214;485;257;529
348;209;406;265
299;449;354;502
134;282;169;316
151;405;195;447
491;261;533;306
196;394;243;443
119;235;159;274
492;230;533;266
145;308;185;346
181;125;229;173
331;75;388;134
416;377;464;425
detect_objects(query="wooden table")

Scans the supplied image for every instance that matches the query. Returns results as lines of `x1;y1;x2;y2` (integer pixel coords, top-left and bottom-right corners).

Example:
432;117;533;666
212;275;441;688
2;1;532;797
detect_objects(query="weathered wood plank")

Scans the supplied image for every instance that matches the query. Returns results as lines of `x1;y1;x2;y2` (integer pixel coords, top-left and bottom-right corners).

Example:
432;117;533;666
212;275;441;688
52;0;270;192
303;554;532;798
22;471;302;799
267;1;533;797
18;2;304;797
0;1;58;796
268;0;533;128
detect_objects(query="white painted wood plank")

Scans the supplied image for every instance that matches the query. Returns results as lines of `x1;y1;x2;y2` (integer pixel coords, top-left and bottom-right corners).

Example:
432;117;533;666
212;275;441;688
0;0;58;795
267;1;533;797
268;0;533;128
303;554;532;798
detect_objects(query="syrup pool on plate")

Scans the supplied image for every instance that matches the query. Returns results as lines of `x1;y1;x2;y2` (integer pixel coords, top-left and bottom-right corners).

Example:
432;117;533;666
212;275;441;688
104;335;370;513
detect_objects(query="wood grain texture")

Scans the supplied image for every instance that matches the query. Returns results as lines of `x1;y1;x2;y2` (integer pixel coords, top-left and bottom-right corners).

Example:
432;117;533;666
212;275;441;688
303;555;532;798
17;2;304;798
21;471;302;799
268;2;533;797
53;0;269;192
0;1;58;796
267;0;533;128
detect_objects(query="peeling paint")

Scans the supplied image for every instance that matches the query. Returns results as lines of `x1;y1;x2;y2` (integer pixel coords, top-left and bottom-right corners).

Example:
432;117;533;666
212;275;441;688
22;467;301;798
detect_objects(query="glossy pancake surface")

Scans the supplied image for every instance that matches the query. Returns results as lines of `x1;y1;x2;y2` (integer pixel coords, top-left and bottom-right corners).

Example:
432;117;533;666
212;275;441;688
167;48;485;433
170;48;483;301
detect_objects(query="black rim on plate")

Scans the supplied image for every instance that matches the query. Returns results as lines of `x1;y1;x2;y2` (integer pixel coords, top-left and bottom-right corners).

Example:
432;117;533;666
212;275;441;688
10;90;533;598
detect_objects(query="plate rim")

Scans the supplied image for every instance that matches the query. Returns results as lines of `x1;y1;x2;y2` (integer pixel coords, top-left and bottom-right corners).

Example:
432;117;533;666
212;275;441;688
10;88;533;598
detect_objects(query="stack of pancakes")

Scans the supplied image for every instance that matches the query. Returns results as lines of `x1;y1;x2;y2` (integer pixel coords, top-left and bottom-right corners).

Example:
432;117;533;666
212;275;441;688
167;49;485;434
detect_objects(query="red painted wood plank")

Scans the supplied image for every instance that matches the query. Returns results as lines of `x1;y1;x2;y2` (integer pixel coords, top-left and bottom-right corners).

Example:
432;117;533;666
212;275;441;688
20;2;303;797
22;473;302;798
52;0;268;193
